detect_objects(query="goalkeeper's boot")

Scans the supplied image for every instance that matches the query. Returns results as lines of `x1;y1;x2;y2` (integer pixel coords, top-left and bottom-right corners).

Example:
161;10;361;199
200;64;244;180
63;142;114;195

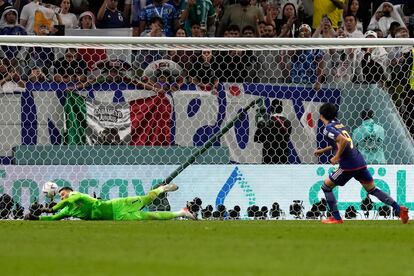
181;207;197;220
161;183;179;193
321;217;343;224
398;206;409;224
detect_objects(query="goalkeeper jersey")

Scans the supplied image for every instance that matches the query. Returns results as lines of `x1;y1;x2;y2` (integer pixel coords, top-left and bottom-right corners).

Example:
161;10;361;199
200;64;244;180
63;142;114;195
39;192;114;221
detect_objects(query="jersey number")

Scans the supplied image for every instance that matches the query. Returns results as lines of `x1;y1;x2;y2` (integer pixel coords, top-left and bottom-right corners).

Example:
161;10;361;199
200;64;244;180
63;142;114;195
341;130;354;149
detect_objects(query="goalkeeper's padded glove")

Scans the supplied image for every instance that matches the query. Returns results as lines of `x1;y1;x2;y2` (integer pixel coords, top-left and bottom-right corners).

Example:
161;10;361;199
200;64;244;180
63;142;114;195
24;213;39;220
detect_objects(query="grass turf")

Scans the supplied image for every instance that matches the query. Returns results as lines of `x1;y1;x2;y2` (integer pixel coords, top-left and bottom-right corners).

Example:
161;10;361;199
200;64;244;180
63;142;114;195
0;220;413;276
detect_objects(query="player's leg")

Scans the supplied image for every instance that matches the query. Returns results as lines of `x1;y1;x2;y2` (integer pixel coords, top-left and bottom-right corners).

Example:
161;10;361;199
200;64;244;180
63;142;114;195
118;208;196;221
321;168;352;224
138;208;196;220
357;169;409;224
321;179;342;223
128;183;179;209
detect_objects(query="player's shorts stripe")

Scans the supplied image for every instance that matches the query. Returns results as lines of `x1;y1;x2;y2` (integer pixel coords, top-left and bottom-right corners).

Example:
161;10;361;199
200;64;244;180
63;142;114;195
332;168;343;180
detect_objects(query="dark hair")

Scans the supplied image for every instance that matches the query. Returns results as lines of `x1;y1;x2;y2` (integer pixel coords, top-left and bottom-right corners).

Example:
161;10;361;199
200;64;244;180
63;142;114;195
242;25;255;34
319;103;337;120
282;3;297;20
58;186;73;193
344;14;357;21
361;109;374;120
226;25;240;33
150;17;163;26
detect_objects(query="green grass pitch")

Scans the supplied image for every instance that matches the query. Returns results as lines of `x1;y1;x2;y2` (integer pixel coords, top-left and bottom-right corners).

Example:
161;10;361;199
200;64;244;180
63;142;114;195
0;220;412;276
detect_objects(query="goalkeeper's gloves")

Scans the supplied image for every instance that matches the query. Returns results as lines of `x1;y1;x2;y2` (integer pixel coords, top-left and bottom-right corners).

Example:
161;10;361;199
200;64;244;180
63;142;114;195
24;213;39;220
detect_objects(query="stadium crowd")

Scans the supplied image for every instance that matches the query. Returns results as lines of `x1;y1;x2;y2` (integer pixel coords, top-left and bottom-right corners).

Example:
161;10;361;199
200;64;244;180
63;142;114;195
0;0;413;136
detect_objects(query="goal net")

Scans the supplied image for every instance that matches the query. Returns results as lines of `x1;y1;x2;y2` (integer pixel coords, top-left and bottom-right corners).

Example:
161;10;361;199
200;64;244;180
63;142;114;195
0;36;413;220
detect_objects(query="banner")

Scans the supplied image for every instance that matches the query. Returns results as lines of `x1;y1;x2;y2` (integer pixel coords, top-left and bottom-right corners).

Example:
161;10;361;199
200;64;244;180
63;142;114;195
64;92;172;146
0;165;413;219
0;82;343;164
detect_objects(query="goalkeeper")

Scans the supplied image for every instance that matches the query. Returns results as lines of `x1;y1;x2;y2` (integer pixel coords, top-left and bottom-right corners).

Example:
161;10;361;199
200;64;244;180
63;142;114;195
25;184;195;221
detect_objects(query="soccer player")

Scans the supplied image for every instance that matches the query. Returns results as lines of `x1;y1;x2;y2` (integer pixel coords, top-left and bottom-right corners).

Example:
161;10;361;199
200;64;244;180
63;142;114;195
24;184;196;221
314;103;409;224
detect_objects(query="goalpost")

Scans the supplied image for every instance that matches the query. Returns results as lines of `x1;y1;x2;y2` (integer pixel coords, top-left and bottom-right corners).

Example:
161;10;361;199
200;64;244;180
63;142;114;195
0;36;413;220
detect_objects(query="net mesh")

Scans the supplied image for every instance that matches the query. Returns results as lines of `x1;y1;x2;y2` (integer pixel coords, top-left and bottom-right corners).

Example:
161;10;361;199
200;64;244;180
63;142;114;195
0;38;413;220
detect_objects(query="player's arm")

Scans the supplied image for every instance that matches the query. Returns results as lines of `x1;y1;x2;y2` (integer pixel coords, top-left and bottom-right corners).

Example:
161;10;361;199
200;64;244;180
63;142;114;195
330;134;349;164
24;207;70;221
314;146;333;156
39;209;70;221
50;192;82;213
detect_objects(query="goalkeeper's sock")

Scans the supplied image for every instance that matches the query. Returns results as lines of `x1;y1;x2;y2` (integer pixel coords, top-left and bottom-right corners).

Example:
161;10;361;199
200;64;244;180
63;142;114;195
321;183;341;220
368;187;400;214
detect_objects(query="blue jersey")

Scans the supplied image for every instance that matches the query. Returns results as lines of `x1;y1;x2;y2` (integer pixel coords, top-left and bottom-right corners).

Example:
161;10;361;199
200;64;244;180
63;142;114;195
323;120;366;170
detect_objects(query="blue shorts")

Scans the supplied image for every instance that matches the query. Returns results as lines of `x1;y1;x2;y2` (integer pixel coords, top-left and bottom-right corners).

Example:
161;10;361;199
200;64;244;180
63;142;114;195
329;167;373;186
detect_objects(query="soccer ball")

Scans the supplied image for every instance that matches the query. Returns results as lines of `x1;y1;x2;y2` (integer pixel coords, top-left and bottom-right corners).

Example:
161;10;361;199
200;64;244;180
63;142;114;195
42;181;59;199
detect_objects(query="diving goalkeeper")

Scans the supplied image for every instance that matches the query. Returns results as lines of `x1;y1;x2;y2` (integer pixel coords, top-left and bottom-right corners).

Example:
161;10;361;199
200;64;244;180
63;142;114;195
24;184;195;221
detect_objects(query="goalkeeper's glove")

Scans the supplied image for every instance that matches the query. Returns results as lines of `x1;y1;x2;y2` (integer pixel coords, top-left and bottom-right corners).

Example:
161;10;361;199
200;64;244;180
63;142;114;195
24;213;39;220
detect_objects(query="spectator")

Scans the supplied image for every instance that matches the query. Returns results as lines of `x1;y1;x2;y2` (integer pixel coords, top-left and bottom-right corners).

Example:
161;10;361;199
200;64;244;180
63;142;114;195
180;0;215;37
343;0;363;32
278;3;301;37
255;22;284;84
78;10;96;29
387;26;413;136
372;27;383;38
0;7;27;60
278;0;304;15
264;2;279;30
388;21;401;38
343;14;363;37
190;22;204;37
26;24;54;79
262;23;276;37
313;0;344;30
168;28;191;78
215;25;255;82
53;48;88;84
313;15;336;38
368;2;405;37
257;20;266;36
94;59;133;84
0;58;25;92
175;27;186;37
212;0;224;34
254;99;292;164
217;0;264;37
241;25;256;37
127;0;149;32
76;11;107;71
27;66;47;82
97;0;127;28
388;26;410;87
189;50;218;90
20;0;58;34
141;16;165;37
360;30;388;84
290;24;324;89
0;0;11;19
137;0;179;37
356;0;381;32
353;109;386;164
58;0;77;30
